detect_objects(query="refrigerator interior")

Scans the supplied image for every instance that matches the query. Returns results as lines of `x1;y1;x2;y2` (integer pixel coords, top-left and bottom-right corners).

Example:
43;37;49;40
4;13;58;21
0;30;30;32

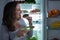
47;0;60;40
19;0;44;40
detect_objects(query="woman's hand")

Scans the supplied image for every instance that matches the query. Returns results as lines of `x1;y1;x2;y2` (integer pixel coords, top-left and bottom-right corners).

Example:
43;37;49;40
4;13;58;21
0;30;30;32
27;17;32;23
16;30;29;37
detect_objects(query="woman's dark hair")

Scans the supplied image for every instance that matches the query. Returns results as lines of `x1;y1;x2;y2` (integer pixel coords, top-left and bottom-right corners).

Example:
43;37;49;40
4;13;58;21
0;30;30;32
2;1;20;31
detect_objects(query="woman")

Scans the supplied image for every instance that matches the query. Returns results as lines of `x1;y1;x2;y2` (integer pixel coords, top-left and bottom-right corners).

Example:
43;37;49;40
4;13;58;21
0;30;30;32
0;1;32;40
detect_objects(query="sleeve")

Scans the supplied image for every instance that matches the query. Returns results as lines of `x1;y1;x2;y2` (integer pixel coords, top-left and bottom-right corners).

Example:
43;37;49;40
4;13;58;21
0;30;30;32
0;25;9;40
27;29;33;37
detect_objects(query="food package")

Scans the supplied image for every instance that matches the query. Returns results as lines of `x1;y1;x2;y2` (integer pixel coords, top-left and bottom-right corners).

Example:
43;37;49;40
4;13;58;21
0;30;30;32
48;9;60;17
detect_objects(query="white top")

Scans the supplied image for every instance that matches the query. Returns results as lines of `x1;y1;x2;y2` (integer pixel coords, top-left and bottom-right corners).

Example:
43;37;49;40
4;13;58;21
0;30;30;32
0;18;33;40
0;25;9;40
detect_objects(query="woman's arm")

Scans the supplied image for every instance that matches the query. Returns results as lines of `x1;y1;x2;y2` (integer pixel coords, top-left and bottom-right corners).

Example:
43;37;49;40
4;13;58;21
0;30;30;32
27;17;34;37
27;30;33;37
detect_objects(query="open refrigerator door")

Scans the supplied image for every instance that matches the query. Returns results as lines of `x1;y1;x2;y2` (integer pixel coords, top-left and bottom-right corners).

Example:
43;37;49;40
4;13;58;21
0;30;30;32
19;0;44;40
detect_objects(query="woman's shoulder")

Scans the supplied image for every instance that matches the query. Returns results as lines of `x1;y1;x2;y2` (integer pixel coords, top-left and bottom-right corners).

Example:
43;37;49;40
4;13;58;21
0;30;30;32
0;24;8;31
0;24;6;29
0;24;9;40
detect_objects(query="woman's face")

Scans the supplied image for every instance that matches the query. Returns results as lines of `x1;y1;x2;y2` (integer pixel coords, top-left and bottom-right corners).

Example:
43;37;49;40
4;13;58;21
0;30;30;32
15;5;22;20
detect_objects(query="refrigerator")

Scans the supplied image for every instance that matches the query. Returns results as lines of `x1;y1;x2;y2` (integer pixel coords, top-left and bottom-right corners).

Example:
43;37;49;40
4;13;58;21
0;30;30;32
19;0;46;40
47;0;60;40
